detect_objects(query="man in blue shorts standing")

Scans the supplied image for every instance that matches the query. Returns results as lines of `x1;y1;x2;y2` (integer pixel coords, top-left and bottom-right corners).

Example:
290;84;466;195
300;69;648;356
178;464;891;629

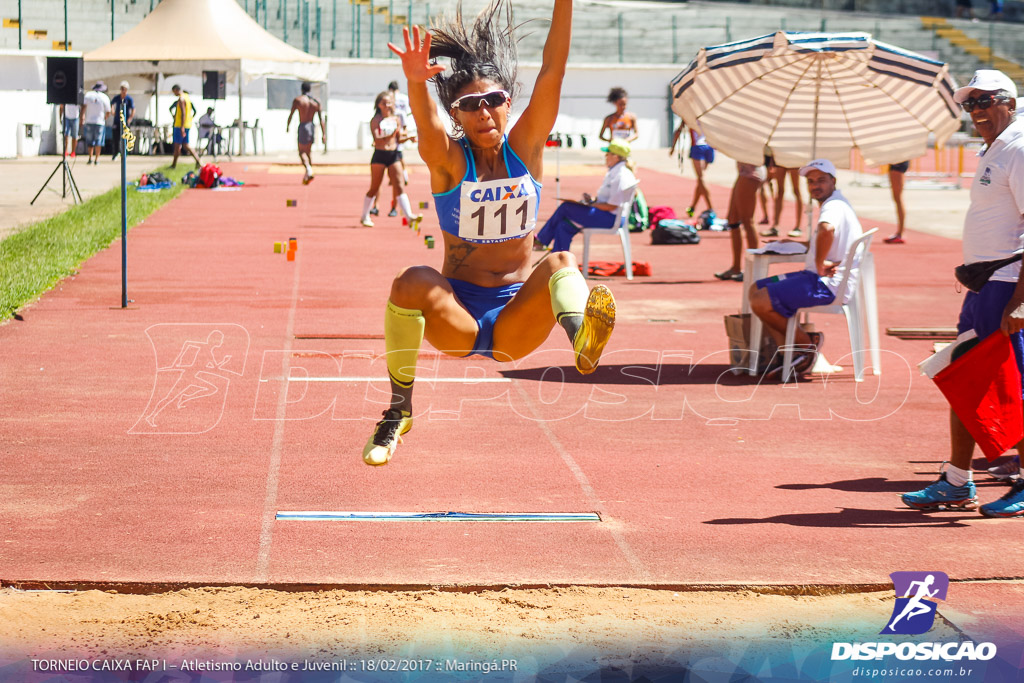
902;69;1024;517
748;158;862;378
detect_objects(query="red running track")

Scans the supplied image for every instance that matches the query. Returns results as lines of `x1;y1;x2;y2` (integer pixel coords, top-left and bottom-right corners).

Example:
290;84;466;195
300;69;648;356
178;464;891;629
1;160;1023;590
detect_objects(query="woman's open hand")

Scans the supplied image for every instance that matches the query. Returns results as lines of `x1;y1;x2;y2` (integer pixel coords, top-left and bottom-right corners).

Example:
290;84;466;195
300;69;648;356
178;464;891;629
388;26;446;83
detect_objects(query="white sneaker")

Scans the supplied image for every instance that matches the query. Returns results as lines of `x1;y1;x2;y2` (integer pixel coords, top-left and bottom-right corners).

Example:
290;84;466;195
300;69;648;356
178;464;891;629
987;456;1021;481
360;217;374;227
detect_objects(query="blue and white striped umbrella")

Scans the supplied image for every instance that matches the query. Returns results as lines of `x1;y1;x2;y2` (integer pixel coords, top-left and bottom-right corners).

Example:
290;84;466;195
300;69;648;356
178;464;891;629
670;31;961;169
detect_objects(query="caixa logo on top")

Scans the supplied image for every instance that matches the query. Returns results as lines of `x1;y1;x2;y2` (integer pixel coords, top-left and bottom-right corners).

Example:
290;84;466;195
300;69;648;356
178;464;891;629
831;572;997;662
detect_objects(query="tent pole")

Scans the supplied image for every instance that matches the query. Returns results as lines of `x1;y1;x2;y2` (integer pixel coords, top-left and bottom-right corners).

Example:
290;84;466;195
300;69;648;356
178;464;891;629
238;68;245;156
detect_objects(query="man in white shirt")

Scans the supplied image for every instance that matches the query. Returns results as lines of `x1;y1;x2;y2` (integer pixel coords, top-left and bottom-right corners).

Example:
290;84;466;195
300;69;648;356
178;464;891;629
534;139;639;252
81;82;111;166
902;69;1024;517
748;158;863;378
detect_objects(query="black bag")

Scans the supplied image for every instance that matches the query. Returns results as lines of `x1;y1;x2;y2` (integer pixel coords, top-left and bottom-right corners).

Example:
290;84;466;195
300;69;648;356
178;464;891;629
651;219;700;245
955;254;1022;292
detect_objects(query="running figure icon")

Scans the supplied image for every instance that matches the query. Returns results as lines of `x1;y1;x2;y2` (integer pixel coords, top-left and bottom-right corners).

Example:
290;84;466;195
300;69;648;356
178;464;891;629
143;330;232;427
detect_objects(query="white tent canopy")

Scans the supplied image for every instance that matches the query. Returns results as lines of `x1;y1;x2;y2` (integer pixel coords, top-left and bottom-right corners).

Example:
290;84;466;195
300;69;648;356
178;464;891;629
85;0;328;153
84;0;327;82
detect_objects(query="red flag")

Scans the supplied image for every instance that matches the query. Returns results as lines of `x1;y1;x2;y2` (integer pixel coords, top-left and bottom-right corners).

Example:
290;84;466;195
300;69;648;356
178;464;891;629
933;331;1024;461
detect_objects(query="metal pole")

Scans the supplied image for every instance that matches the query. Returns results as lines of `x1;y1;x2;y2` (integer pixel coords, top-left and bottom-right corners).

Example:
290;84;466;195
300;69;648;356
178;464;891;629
18;0;21;50
671;15;677;63
303;0;309;53
64;0;68;50
332;0;336;49
617;13;623;63
350;1;355;56
369;0;374;58
111;0;114;41
120;100;128;309
357;4;361;58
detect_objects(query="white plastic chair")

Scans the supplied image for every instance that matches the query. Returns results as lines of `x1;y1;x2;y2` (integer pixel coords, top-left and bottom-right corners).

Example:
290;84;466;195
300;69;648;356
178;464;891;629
781;228;879;382
577;184;639;281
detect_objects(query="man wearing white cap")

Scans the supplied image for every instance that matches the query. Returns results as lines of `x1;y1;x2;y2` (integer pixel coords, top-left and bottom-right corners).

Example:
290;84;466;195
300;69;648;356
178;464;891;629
902;69;1024;517
748;158;862;378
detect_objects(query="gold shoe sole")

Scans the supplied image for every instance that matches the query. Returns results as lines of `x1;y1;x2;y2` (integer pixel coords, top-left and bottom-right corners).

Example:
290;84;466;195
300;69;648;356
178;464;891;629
362;418;413;466
574;285;616;375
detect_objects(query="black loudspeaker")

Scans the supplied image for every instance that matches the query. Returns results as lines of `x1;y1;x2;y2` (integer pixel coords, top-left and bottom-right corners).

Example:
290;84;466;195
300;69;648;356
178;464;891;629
202;70;226;100
46;56;84;105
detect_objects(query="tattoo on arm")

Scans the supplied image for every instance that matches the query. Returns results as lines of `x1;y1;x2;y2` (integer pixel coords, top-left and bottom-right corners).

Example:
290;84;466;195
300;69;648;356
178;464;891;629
446;243;478;273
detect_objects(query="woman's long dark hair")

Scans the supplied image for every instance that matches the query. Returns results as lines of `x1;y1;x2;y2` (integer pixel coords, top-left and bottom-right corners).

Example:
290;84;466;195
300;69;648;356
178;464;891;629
428;0;522;112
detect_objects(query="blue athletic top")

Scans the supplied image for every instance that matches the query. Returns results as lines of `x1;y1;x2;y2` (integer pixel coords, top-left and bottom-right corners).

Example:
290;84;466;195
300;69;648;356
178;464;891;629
432;135;542;244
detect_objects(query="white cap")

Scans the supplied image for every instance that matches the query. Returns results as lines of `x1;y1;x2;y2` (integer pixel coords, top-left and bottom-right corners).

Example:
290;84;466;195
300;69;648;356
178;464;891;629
954;69;1018;103
799;158;836;177
119;80;130;89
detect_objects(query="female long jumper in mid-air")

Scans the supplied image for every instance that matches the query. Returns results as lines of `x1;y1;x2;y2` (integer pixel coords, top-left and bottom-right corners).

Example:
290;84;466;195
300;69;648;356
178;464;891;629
361;0;617;466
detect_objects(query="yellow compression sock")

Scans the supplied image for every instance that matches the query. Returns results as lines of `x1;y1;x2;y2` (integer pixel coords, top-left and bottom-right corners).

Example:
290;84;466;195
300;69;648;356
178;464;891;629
384;300;425;389
549;267;589;329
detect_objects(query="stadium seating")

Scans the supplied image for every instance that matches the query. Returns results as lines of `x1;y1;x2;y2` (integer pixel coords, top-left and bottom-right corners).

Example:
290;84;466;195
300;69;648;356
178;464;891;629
0;0;1002;83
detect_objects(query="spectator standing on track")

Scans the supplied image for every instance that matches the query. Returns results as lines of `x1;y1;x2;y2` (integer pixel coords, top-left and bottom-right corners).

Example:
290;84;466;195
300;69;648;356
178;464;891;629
902;70;1024;517
286;82;325;185
109;81;135;162
762;158;804;239
361;0;615;467
884;161;909;244
169;84;200;169
599;87;638;144
669;121;714;218
360;91;418;227
60;102;80;158
748;159;863;378
81;82;110;166
715;161;766;281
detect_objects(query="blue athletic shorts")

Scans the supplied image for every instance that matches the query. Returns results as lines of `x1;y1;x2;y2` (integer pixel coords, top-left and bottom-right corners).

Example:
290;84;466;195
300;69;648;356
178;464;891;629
957;280;1024;382
173;127;190;144
447;278;523;359
689;144;715;163
756;269;836;319
83;123;105;147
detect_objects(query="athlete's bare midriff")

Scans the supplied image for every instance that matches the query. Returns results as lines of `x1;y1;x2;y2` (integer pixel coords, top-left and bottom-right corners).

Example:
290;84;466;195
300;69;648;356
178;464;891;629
441;233;532;286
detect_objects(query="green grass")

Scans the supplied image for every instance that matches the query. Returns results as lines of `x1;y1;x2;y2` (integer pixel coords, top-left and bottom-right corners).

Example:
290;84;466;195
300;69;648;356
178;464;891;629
0;164;187;321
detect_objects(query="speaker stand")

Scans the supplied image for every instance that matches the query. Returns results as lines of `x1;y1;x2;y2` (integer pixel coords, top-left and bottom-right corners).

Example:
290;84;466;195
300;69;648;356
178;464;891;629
31;150;82;205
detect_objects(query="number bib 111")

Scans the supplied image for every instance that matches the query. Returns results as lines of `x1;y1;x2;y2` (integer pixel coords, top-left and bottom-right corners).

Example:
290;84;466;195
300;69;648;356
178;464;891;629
458;174;537;243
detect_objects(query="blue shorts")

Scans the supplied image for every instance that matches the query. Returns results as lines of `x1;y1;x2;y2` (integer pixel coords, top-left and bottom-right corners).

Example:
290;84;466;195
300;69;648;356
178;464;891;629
756;269;836;319
447;278;523;359
889;160;909;173
689;144;715;163
83;123;105;147
957;280;1024;382
63;117;79;138
173;127;190;144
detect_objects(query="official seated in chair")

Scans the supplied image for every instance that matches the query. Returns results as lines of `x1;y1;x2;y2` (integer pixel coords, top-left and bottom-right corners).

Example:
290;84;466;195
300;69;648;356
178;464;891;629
197;107;222;155
748;159;863;378
534;139;639;252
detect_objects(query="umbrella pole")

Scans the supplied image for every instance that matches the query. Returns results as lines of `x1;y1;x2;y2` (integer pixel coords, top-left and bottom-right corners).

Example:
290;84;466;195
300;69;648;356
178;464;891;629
806;54;840;376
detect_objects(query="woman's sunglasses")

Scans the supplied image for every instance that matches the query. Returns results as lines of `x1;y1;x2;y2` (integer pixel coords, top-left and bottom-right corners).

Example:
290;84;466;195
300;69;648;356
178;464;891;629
451;90;509;112
961;94;1010;113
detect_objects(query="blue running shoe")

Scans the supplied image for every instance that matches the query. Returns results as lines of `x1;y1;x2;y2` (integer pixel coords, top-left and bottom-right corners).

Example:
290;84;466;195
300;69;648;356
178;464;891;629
980;479;1024;518
901;471;978;511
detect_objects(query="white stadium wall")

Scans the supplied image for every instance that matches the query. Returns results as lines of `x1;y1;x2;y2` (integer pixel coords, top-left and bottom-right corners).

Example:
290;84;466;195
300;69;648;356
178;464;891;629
4;52;681;157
